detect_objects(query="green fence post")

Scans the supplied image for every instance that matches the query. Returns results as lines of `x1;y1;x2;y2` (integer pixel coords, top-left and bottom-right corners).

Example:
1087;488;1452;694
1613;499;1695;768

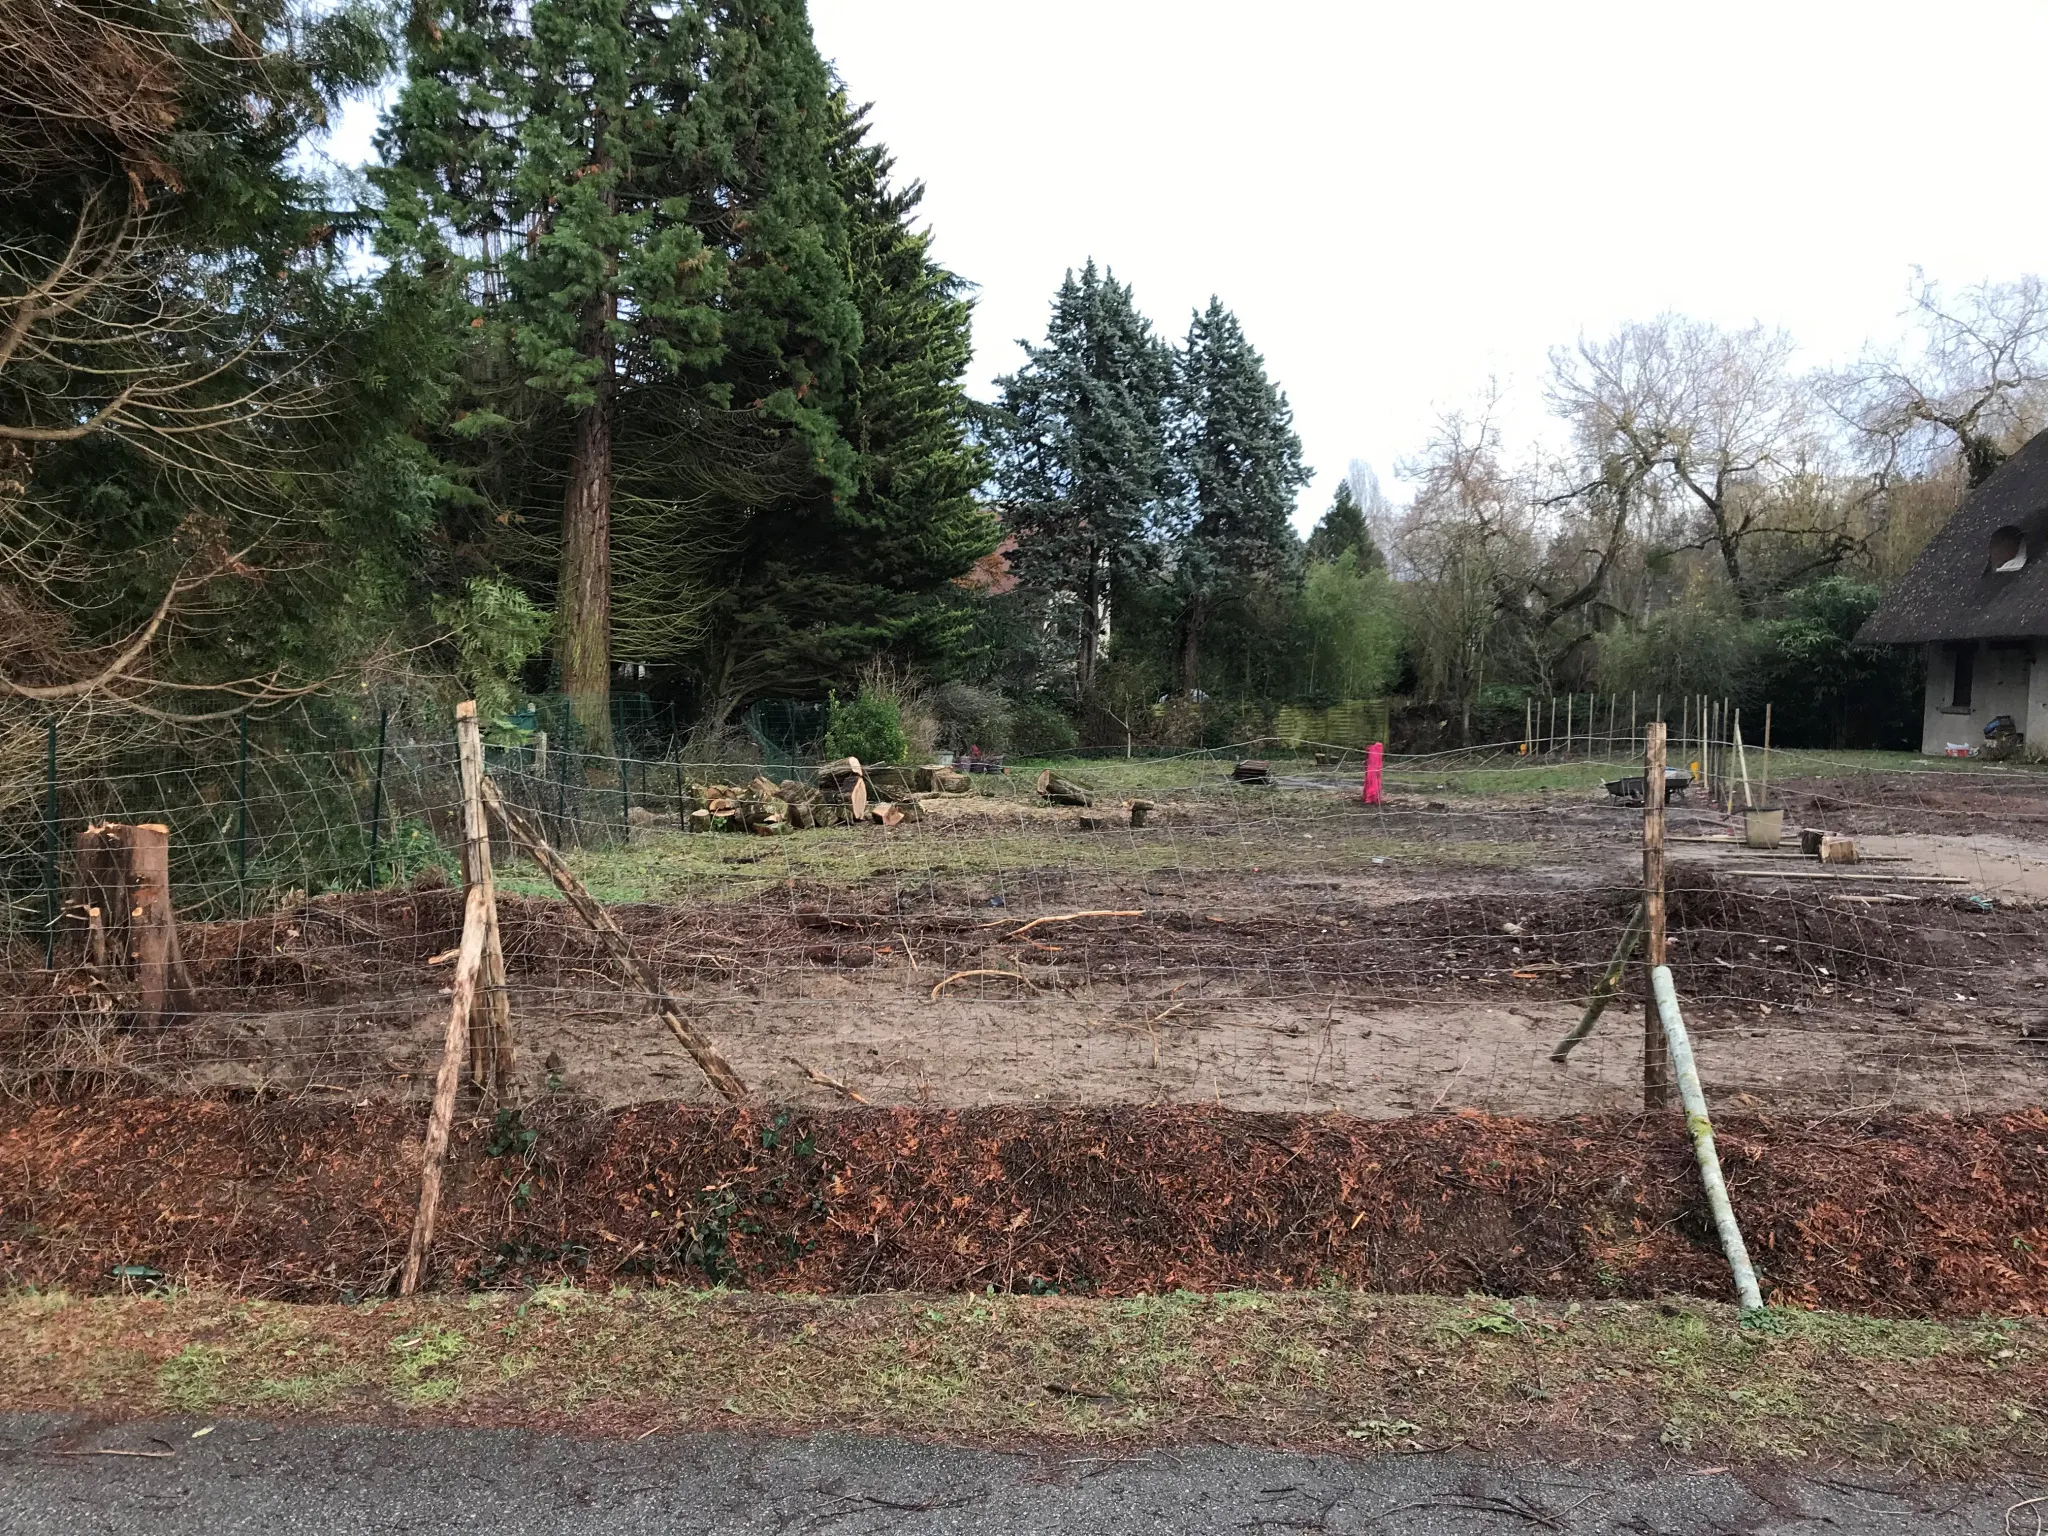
364;704;389;889
618;753;631;839
236;710;250;909
42;717;57;968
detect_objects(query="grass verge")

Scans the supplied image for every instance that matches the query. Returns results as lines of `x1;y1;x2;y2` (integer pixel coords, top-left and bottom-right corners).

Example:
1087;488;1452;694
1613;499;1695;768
4;1288;2042;1470
504;813;1540;905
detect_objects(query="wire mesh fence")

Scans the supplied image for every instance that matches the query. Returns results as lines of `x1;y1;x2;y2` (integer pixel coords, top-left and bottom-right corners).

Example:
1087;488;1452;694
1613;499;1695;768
2;711;2046;1123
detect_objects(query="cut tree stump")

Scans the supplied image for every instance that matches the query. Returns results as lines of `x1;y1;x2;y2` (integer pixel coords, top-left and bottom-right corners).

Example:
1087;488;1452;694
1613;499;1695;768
1129;799;1157;828
1232;760;1273;785
73;822;194;1029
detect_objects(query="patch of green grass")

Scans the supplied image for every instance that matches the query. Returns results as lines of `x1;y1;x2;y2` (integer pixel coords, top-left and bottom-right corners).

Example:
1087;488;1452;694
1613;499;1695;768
501;801;1540;906
389;1326;469;1406
4;1290;2043;1470
157;1344;227;1413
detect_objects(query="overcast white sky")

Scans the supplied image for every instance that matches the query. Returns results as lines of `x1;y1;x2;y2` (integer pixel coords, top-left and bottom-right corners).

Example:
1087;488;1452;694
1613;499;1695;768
328;0;2048;533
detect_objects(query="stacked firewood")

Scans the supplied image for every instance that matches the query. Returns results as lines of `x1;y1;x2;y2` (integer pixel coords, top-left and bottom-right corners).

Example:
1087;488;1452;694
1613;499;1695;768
683;757;972;835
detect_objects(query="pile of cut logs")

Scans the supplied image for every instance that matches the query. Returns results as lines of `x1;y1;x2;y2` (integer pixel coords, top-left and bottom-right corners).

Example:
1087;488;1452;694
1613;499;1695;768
684;757;973;835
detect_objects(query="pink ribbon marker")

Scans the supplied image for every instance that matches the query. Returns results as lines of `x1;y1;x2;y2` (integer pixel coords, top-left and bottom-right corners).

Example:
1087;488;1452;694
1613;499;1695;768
1363;742;1383;805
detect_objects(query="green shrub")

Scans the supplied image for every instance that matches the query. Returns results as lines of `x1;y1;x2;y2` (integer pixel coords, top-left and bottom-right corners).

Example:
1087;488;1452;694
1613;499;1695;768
823;687;909;766
431;576;552;720
1011;694;1079;756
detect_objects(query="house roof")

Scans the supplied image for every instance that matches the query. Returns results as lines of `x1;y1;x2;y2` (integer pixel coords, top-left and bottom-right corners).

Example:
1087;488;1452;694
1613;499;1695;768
1860;427;2048;644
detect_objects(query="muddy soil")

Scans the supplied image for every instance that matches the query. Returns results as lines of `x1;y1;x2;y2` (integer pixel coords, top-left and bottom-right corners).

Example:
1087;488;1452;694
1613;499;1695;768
1781;768;2048;837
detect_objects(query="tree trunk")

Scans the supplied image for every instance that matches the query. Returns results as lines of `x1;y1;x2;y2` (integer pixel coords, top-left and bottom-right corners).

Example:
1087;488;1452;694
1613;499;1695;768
556;320;616;751
74;821;193;1029
1077;549;1103;695
1178;593;1204;696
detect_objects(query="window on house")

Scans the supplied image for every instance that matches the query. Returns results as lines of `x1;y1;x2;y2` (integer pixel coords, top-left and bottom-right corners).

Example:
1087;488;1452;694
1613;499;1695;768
1990;526;2027;573
1951;642;1976;709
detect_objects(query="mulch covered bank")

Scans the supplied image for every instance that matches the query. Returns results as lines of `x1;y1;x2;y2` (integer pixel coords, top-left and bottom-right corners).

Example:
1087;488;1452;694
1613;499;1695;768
3;1098;2045;1317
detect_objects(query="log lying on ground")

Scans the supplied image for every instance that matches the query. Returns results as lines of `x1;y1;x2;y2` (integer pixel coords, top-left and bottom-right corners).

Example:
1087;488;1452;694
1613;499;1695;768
1036;770;1094;806
1232;760;1272;785
868;765;917;798
480;776;747;1102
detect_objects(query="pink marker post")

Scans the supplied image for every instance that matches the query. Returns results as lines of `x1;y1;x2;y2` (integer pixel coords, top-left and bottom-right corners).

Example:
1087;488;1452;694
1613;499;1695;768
1362;742;1384;805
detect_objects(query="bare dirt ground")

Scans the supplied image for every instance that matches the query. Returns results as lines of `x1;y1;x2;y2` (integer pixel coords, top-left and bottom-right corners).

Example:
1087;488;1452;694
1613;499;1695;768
11;763;2048;1118
159;978;2047;1119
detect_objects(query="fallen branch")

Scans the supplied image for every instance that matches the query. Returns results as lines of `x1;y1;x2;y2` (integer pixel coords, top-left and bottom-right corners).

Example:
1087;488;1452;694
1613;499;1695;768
787;1057;868;1104
481;776;746;1102
1721;870;1968;884
930;968;1034;1000
999;909;1143;940
1551;901;1645;1063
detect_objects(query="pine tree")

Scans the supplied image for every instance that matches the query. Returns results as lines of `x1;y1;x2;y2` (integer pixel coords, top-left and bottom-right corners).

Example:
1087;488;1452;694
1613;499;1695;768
1167;298;1308;694
1306;480;1384;568
377;0;729;744
1;1;432;732
992;262;1175;696
673;46;996;727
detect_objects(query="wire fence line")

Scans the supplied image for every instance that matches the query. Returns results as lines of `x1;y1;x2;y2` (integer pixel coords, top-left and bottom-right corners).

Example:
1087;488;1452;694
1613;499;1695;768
0;703;2045;1132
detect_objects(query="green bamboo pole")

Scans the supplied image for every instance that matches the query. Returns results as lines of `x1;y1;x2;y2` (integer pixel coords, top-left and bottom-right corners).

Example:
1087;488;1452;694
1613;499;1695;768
364;705;389;889
1651;965;1765;1310
236;710;250;909
42;718;58;968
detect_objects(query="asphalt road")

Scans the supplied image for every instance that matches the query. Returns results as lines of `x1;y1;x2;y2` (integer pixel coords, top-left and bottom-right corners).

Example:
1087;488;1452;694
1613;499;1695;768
3;1414;2041;1535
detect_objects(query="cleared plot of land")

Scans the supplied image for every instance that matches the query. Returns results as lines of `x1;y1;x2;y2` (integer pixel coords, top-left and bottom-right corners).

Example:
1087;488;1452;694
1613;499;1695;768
10;753;2048;1119
7;751;2048;1326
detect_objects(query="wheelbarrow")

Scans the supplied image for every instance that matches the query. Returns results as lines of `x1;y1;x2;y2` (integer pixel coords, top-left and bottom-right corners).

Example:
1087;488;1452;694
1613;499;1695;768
1603;768;1693;806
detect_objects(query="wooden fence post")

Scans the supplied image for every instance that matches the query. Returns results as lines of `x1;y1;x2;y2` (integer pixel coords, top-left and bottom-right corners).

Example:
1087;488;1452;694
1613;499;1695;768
455;701;514;1095
1642;722;1670;1109
399;879;491;1295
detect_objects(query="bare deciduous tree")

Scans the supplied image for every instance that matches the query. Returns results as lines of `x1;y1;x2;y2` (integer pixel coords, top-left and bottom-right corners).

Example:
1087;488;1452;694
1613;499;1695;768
1394;393;1533;737
1835;271;2048;488
1549;316;1854;614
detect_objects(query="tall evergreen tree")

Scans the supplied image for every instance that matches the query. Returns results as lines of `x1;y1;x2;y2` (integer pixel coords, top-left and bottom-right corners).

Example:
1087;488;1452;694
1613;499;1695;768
1166;298;1308;693
992;262;1174;696
1306;479;1383;569
376;0;730;744
672;57;993;726
382;1;984;737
